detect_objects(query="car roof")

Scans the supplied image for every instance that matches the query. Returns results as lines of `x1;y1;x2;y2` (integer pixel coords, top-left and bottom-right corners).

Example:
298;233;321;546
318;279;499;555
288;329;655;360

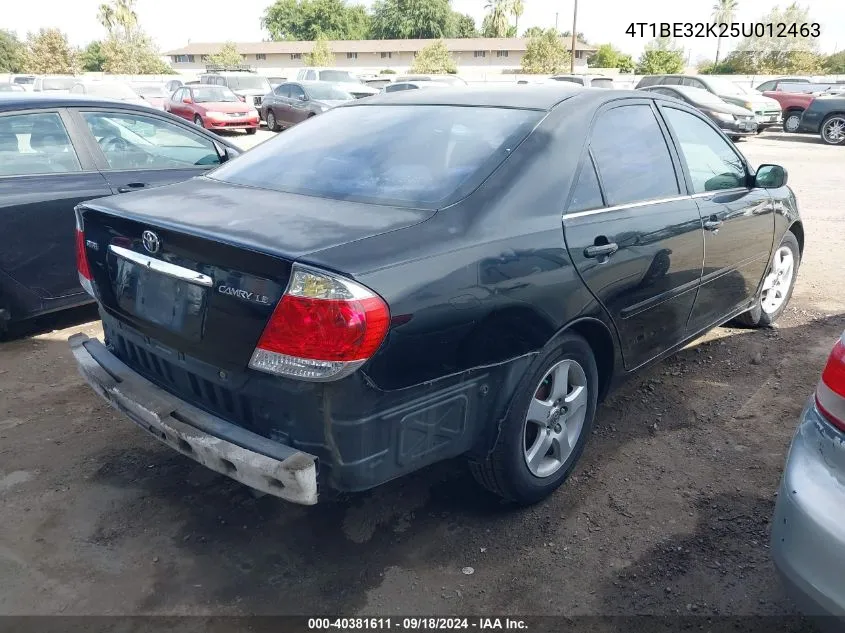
0;93;169;112
349;85;652;111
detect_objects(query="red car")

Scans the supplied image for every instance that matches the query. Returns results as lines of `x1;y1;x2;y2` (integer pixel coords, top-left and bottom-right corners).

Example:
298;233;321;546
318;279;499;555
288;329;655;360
763;90;817;133
166;85;259;134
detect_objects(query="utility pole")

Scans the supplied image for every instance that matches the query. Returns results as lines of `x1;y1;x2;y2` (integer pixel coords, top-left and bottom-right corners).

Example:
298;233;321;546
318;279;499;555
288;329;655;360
570;0;578;73
555;12;559;31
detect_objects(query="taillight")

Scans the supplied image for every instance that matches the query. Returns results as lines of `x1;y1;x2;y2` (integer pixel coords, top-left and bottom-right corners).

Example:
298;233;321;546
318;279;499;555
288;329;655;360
815;334;845;432
248;265;390;381
75;211;96;298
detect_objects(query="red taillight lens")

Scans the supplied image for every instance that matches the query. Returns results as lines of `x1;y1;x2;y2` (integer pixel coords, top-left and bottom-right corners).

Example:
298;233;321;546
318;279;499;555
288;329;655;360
76;228;92;280
249;266;390;381
816;336;845;431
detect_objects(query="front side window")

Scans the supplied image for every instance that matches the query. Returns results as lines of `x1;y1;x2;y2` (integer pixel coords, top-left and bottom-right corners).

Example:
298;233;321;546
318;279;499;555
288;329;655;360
209;105;542;208
0;112;81;176
82;111;220;170
589;104;679;206
662;107;747;193
171;88;185;102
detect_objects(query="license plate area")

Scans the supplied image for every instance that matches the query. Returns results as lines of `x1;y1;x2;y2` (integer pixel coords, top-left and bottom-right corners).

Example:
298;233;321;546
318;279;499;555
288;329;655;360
113;259;207;341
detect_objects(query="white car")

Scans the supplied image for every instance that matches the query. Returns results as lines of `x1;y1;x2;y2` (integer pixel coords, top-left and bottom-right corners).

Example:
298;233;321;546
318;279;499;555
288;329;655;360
69;81;148;106
382;81;452;93
9;75;36;91
295;68;379;99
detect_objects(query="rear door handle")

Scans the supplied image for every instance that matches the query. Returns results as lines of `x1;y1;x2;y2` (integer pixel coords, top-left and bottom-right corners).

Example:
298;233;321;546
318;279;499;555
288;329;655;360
117;183;147;193
703;219;723;232
584;243;619;259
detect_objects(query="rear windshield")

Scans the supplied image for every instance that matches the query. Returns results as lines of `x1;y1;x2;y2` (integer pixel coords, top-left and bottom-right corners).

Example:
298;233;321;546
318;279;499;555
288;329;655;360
42;77;77;90
591;78;614;88
210;104;541;208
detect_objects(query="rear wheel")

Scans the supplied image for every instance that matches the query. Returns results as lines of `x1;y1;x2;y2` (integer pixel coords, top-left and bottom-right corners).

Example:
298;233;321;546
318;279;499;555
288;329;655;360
245;127;257;135
193;115;204;128
783;110;803;133
820;114;845;145
266;111;279;132
469;333;598;505
734;232;800;328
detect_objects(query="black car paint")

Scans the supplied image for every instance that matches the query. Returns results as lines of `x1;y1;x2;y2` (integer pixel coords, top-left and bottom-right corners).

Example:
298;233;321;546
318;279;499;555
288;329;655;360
76;87;803;493
798;94;845;137
0;95;240;327
638;86;758;136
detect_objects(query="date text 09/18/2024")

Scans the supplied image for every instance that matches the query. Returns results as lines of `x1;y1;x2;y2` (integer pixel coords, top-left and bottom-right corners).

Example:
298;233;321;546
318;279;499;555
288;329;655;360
307;618;528;630
625;22;821;38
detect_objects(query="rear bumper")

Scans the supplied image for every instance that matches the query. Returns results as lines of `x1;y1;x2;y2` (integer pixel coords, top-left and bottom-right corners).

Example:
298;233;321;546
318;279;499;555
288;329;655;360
771;398;845;619
69;333;319;505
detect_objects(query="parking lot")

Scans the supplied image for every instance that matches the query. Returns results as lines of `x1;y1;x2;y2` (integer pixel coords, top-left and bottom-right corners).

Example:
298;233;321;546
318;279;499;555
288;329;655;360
0;128;843;625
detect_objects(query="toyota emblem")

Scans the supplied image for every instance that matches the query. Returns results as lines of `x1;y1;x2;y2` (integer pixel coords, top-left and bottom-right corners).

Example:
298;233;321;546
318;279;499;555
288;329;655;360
141;230;161;254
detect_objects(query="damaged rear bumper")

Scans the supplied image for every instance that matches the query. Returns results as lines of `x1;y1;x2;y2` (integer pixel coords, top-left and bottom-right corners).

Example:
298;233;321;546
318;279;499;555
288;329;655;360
69;333;319;505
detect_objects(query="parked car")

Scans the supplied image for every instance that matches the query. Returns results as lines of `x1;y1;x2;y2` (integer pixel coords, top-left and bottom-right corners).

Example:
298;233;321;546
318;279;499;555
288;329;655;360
166;85;259;134
199;68;271;109
164;79;184;94
33;76;77;93
267;76;286;89
295;68;379;98
638;85;757;139
8;75;36;91
0;84;25;93
754;77;811;92
550;74;614;88
364;78;393;90
130;82;169;110
761;90;817;133
382;81;451;93
393;74;468;87
260;81;353;131
635;75;783;132
0;93;240;333
770;82;845;95
70;81;147;106
771;331;845;622
796;94;845;145
70;86;803;506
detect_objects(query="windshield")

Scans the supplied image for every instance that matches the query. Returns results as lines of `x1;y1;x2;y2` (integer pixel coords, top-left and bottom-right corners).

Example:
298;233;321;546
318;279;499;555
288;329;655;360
131;83;166;98
592;78;614;88
318;70;362;84
42;77;77;91
192;86;239;102
306;84;354;101
86;83;138;99
209;105;541;208
226;75;271;91
704;77;747;96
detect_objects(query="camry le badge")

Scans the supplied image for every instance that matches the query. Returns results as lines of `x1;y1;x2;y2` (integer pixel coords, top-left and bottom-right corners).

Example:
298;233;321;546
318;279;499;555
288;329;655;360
142;230;161;254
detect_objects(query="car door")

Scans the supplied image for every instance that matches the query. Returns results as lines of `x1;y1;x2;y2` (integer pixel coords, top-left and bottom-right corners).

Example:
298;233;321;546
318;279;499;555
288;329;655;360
0;109;112;314
563;100;705;370
270;83;294;124
658;105;775;332
287;84;310;124
69;108;224;195
168;88;187;119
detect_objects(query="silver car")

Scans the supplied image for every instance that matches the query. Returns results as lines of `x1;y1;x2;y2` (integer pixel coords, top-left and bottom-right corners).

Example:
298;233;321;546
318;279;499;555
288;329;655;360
771;331;845;623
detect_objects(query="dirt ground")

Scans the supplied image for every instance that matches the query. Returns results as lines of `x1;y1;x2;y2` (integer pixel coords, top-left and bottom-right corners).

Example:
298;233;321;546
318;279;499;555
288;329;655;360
1;131;843;628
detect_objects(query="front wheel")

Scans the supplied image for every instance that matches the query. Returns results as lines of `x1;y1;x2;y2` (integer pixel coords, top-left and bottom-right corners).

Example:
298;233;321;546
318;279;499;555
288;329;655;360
193;115;204;128
820;114;845;145
266;111;279;132
783;111;802;133
734;232;800;328
469;332;598;505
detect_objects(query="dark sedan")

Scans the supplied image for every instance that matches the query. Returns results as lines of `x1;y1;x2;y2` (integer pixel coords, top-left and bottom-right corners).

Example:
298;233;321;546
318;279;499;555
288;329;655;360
638;85;757;139
71;86;803;506
0;94;240;334
797;94;845;145
260;81;354;131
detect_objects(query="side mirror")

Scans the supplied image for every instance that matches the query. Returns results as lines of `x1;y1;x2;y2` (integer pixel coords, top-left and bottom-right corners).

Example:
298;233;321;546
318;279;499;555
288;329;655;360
754;164;788;188
182;97;192;104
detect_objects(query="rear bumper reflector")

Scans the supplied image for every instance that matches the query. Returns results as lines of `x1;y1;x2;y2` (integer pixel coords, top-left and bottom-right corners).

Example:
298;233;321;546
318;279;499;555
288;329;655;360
69;333;319;505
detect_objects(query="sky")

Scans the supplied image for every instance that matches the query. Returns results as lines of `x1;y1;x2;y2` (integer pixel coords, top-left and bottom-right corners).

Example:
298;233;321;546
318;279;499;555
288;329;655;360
3;0;844;62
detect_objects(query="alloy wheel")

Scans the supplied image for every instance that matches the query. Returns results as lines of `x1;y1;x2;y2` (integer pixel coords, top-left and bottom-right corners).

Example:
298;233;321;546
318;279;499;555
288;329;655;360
523;359;589;478
822;117;845;144
761;246;795;314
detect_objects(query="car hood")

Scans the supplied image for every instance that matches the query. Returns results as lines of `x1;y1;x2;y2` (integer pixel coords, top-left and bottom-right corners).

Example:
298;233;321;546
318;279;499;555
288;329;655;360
231;89;267;97
198;101;256;113
720;93;780;109
702;101;756;117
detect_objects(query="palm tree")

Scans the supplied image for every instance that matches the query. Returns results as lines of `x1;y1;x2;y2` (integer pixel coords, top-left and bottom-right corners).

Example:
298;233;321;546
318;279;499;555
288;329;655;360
711;0;738;66
511;0;524;35
483;0;511;38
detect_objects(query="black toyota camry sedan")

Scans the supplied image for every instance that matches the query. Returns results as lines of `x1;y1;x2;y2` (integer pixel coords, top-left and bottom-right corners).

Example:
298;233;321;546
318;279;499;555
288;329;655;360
0;94;240;334
71;86;803;506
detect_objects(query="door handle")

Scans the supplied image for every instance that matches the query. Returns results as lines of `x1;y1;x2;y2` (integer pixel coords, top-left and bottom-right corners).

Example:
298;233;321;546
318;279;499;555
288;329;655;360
584;242;619;259
703;218;723;232
117;183;147;193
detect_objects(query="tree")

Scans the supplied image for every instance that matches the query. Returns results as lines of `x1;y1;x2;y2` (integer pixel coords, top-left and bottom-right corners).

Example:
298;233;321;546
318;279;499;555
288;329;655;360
305;36;334;66
97;0;173;74
522;26;544;38
588;43;634;72
80;41;106;71
635;37;686;74
511;0;524;35
0;30;24;73
450;13;478;38
22;29;77;74
826;50;845;73
521;28;569;74
207;42;243;67
262;0;370;40
482;0;511;38
370;0;453;39
711;0;738;66
410;39;457;74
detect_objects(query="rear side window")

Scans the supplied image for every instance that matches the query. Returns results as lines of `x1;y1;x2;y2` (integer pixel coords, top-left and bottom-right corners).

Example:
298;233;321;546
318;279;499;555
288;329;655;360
210;105;542;208
589;105;679;206
568;155;604;213
0;112;81;176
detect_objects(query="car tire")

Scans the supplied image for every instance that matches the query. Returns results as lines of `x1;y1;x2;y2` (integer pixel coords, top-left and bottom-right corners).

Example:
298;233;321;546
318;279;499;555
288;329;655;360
245;127;257;135
469;332;598;505
783;110;802;133
266;111;279;132
729;135;741;142
734;231;800;328
193;115;204;128
820;114;845;145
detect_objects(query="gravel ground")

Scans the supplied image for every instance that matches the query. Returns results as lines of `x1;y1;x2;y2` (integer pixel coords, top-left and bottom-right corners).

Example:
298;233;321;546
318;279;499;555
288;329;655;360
0;129;843;628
